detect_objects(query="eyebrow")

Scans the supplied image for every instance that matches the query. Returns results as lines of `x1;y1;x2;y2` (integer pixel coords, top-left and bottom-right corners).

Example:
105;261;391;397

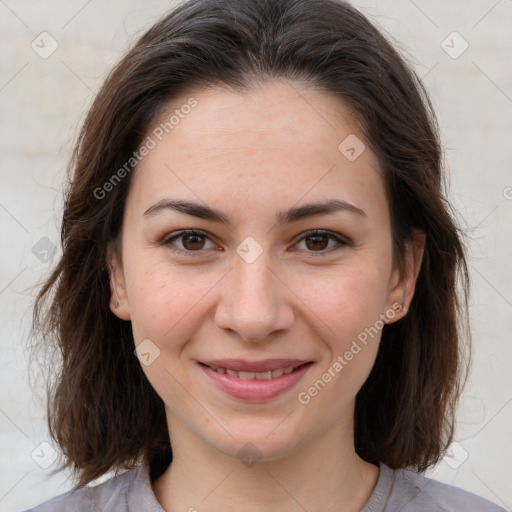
143;198;366;224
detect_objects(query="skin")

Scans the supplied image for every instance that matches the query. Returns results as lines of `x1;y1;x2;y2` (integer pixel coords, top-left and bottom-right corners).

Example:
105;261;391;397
109;79;424;512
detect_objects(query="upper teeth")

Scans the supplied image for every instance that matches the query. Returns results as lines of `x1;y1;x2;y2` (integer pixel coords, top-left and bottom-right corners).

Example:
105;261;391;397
209;366;297;380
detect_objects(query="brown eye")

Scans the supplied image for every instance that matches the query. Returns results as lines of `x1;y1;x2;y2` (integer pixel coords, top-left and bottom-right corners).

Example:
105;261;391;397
304;234;330;251
181;233;206;250
162;229;216;255
295;230;349;255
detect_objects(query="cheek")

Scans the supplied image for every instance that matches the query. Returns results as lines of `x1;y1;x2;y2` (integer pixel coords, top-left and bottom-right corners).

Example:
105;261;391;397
126;262;217;344
305;260;391;343
294;265;387;424
299;257;391;400
124;262;217;410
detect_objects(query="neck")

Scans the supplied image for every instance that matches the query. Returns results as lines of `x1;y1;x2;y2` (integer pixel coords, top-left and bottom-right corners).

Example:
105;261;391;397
152;411;379;512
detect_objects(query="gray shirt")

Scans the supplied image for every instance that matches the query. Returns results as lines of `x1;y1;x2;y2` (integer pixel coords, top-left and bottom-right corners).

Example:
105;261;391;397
23;462;507;511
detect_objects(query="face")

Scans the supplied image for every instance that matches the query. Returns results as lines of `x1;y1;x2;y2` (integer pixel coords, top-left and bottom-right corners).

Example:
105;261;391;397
109;79;423;462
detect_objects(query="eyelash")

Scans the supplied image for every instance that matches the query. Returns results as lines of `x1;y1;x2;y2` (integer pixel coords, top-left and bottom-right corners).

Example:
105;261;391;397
159;229;350;257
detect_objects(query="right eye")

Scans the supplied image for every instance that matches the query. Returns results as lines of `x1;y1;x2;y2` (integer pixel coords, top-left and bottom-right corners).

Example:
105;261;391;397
161;229;218;256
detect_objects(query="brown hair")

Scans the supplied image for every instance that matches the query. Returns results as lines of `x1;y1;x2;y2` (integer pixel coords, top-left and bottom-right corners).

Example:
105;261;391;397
31;0;470;487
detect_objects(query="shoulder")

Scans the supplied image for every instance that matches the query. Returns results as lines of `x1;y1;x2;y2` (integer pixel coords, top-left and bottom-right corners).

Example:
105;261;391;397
376;463;507;512
22;465;163;512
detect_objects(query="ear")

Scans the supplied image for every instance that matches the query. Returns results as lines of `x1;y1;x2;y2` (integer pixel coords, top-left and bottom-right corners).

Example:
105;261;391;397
107;242;131;321
384;230;425;324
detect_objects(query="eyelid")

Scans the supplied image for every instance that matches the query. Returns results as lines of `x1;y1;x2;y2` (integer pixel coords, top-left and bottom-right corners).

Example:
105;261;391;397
294;229;351;248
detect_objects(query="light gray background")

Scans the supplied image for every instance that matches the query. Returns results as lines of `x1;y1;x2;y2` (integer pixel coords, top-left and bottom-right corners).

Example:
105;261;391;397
1;1;511;511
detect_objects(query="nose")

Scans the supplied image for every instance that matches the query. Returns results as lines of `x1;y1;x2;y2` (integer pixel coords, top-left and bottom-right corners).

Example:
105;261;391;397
214;250;295;342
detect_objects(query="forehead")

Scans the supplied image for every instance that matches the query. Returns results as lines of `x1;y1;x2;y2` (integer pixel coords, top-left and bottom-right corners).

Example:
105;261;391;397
127;79;387;223
150;79;364;159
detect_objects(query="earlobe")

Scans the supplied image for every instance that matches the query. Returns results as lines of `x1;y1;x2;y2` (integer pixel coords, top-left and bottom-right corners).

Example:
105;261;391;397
385;231;425;324
107;244;131;321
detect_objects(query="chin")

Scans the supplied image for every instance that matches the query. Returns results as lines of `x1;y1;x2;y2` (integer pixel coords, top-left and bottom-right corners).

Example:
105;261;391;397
202;425;306;466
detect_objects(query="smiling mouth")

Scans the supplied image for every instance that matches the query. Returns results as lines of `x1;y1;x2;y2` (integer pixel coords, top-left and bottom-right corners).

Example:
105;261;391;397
199;362;312;380
201;363;311;380
197;360;314;401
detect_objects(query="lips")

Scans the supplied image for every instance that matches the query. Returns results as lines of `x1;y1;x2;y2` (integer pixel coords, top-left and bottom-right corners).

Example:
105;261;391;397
197;359;314;401
207;366;296;380
199;358;310;373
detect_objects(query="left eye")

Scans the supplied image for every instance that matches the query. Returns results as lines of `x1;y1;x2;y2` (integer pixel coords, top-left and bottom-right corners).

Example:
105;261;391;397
294;230;348;253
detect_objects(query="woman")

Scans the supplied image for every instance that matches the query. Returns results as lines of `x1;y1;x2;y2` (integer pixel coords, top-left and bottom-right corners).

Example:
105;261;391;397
27;0;506;510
